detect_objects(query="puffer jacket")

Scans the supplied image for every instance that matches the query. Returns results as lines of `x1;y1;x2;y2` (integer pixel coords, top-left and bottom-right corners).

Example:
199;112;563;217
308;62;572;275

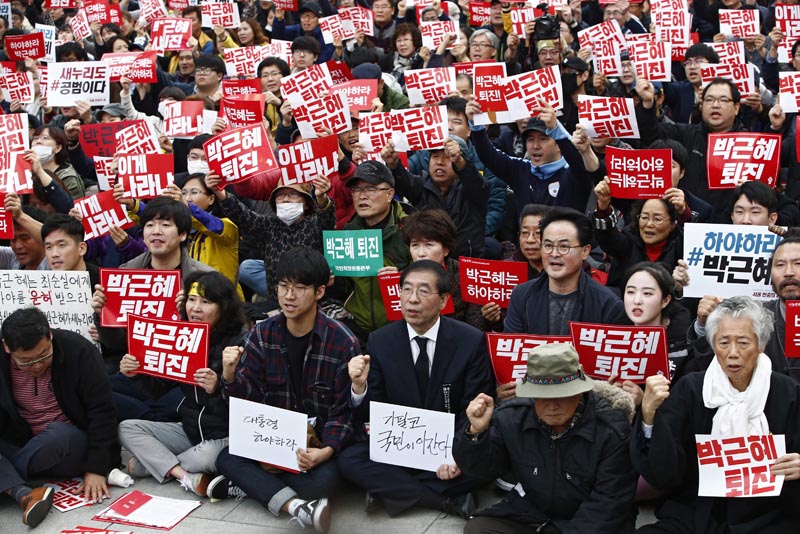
454;381;637;533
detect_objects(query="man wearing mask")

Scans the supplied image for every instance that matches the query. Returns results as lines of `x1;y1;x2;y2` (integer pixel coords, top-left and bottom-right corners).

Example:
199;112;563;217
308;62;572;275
559;56;591;133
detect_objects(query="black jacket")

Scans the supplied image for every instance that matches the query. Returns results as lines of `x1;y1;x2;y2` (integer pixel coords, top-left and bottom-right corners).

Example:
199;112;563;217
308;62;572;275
0;329;119;476
632;371;800;532
454;384;637;533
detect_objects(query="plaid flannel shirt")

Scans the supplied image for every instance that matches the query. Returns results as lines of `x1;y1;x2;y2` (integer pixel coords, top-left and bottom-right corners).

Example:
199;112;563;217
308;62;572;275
223;309;361;453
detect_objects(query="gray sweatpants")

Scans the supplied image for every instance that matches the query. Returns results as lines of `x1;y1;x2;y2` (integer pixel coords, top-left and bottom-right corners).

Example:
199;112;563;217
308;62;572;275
118;420;228;483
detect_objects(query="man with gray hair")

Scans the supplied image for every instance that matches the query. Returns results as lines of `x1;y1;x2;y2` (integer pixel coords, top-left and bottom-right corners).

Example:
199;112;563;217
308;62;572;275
455;343;637;533
469;29;500;61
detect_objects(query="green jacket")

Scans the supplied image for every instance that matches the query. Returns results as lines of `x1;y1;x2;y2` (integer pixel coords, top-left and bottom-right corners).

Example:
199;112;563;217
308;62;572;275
343;201;411;333
381;86;410;113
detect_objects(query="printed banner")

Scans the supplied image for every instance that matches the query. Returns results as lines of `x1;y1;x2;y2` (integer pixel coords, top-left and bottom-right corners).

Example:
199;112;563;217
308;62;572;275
0;193;13;239
83;0;122;25
0;72;34;104
700;63;754;96
323;229;383;276
420;20;459;50
459;257;528;308
282;63;334;105
473;62;509;125
118;153;175;199
486;333;572;384
358;111;394;152
719;9;760;38
100;269;182;327
682;223;781;300
578;95;640;139
223;46;270;77
221;78;262;97
606;146;671;199
204;123;280;187
34;23;57;63
391;106;449;152
706;133;781;189
776;4;800;63
469;1;491;26
405;67;456;106
627;40;672;82
45;479;90;513
377;272;454;322
779;71;800;113
696;434;785;497
68;9;91;40
220;94;266;129
75;191;135;241
569;322;669;383
127;315;208;385
277;135;339;185
47;62;110;107
201;1;240;28
709;41;746;64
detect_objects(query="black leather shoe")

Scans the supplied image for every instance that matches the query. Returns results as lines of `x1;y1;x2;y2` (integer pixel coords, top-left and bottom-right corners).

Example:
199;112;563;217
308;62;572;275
364;492;380;513
442;492;476;519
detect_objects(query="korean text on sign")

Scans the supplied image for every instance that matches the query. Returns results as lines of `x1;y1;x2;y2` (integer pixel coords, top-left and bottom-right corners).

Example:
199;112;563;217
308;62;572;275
503;65;563;122
322;229;384;276
277;135;339;186
391;105;449;152
486;333;571;384
358;111;394;152
682;223;780;300
118;153;175;199
75;190;134;241
578;95;640;139
706;133;781;189
606;146;671;199
47;61;110;107
459;257;528;308
405;67;456;106
203;123;279;187
100;268;182;327
127;314;209;386
569;322;669;383
377;272;454;322
80;120;142;158
292;91;352;139
696;434;786;498
783;301;800;358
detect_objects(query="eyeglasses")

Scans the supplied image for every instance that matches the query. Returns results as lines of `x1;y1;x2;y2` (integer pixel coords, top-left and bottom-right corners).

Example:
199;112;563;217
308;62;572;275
702;96;734;105
637;214;668;225
293;50;312;56
261;71;282;78
275;190;304;201
401;286;440;299
13;347;54;368
195;67;217;75
621;62;634;71
684;58;705;66
542;242;584;255
181;188;208;197
277;283;311;297
470;43;494;50
351;186;391;196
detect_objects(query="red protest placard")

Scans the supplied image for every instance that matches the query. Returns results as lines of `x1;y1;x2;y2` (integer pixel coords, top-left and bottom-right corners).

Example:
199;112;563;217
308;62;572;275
452;59;495;78
719;9;760;38
102;52;142;82
785;301;800;357
327;61;353;85
627;41;672;82
459;257;528;308
701;63;754;96
163;100;205;138
277;135;339;185
293;92;352;139
116;120;161;154
405;67;456;106
503;65;563;120
75;190;135;241
606;146;671;199
127;315;209;385
510;7;535;38
469;1;491;26
0;72;34;104
0;194;14;240
83;0;122;25
578;95;640;139
5;33;45;61
377;272;454;322
80;120;144;158
100;268;182;327
330;79;378;112
420;21;459;50
222;78;263;97
569;322;669;383
220;94;266;129
474;63;507;110
391;105;449;152
127;51;158;83
118;153;175;199
204;123;279;188
706;133;781;189
201;1;240;29
0;152;33;194
151;17;193;52
273;0;298;9
282;62;334;104
486;333;571;384
45;0;78;7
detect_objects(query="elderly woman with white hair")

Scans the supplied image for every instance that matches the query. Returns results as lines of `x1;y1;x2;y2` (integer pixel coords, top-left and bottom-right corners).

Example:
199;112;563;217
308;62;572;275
633;296;800;533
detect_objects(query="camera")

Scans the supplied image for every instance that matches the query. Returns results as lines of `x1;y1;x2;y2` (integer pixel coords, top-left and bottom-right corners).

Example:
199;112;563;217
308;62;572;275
532;3;560;41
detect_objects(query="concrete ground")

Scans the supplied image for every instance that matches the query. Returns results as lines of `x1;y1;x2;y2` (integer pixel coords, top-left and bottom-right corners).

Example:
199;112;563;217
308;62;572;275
1;474;658;534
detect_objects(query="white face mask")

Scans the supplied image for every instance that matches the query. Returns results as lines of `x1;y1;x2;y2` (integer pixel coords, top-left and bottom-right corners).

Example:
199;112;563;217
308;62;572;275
186;160;210;176
276;202;304;225
33;145;54;163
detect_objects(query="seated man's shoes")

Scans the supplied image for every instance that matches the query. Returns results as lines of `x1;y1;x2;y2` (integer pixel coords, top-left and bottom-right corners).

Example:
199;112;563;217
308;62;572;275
21;487;54;528
442;492;477;520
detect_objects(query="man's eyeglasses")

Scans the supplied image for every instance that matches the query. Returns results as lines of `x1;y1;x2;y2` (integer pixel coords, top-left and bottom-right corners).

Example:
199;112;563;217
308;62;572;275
470;43;494;50
277;283;311;297
13;348;54;368
702;96;734;105
542;243;584;255
195;67;217;75
401;286;439;299
351;186;392;196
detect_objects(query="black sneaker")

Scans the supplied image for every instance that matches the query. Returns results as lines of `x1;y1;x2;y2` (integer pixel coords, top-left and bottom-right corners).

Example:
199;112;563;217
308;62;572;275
206;475;229;500
291;498;330;532
227;481;247;500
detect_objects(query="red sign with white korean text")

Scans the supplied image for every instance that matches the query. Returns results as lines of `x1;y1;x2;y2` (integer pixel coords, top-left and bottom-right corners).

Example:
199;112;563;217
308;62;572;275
277;135;339;185
101;269;182;327
83;0;122;25
486;333;571;384
0;194;14;240
700;63;754;96
784;301;800;357
776;4;800;63
163;100;204;138
80;120;143;158
578;95;640;139
126;51;158;84
221;94;266;129
627;41;671;82
204;123;279;188
45;0;78;7
469;2;491;27
293;92;352;139
223;46;270;77
340;6;373;35
331;80;378;112
696;434;785;497
606;146;671;199
116;120;161;155
201;1;240;28
273;0;299;11
0;72;34;104
75;190;135;241
474;63;507;110
405;67;456;106
569;322;669;383
503;65;563;121
709;41;746;64
0;152;33;195
327;61;353;86
719;9;760;38
459;257;528;308
118;153;175;199
358;111;393;152
5;33;45;61
377;272;454;322
222;78;262;97
420;21;459;50
319;14;356;44
0;114;28;154
392;105;449;152
167;0;188;8
151;18;193;53
706;133;781;189
69;10;92;40
127;315;209;385
103;52;143;82
281;63;334;105
452;59;495;78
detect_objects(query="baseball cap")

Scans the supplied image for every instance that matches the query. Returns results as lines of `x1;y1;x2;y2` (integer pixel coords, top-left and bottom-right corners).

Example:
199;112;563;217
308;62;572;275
347;160;395;188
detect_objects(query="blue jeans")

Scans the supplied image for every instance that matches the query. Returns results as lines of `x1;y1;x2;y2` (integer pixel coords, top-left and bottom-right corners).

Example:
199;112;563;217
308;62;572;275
216;446;340;516
238;259;268;297
0;422;88;482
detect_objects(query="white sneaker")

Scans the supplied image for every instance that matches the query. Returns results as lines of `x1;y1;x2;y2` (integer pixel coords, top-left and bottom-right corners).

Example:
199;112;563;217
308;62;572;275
289;498;330;532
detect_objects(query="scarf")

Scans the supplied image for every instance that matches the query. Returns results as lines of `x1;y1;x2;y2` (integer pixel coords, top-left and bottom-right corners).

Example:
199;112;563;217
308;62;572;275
530;157;568;181
702;353;771;436
392;52;418;86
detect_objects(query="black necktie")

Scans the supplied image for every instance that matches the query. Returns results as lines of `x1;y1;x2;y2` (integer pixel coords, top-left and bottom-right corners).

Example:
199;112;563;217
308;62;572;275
414;336;429;402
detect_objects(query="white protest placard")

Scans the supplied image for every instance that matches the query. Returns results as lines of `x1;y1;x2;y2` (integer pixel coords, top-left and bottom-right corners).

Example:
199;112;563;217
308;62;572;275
0;72;35;104
420;20;459;50
696;434;786;497
47;61;110;107
319;13;356;44
0;113;29;153
35;23;57;63
503;65;563;121
0;270;95;345
779;71;800;113
358;111;393;152
44;478;90;512
709;40;746;64
340;6;373;36
391;105;449;152
682;223;781;300
116;120;161;154
228;397;307;473
68;9;92;40
281;62;334;106
719;9;760;38
700;62;755;96
404;67;456;106
776;4;800;63
369;401;455;472
293;92;352;139
578;95;640;139
627;40;672;82
201;1;240;28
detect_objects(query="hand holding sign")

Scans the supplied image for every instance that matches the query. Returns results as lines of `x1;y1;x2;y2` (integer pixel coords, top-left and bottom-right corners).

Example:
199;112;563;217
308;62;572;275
465;98;482;122
533;98;558;130
119;353;140;377
641;374;670;425
194;367;219;394
771;453;800;480
296;446;334;472
636;77;655;109
348;354;370;394
466;392;494;435
380;139;399;169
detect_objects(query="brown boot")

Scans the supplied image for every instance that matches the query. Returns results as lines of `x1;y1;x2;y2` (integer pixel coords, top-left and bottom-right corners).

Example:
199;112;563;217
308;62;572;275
20;487;54;528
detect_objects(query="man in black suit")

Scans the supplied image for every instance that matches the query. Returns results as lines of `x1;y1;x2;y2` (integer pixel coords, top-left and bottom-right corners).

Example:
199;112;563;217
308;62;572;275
338;260;494;518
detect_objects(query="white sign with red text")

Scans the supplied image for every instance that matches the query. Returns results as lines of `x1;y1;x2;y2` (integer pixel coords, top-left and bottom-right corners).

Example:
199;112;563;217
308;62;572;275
696;434;786;497
293;92;352;139
281;63;334;105
391;106;449;152
627;40;672;82
0;72;34;103
503;65;563;121
405;67;456;106
719;9;760;38
201;1;240;28
578;95;640;138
